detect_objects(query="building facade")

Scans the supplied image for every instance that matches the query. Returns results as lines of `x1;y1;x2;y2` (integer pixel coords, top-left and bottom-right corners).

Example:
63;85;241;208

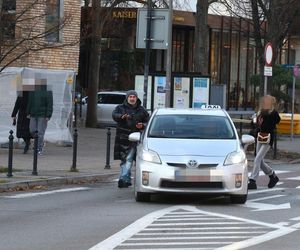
0;0;81;72
79;7;299;111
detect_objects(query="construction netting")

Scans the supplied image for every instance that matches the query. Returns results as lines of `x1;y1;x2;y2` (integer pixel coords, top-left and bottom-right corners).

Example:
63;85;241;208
0;67;75;144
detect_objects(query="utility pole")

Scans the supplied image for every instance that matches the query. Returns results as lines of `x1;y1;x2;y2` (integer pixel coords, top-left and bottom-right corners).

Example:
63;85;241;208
165;0;173;107
143;0;152;108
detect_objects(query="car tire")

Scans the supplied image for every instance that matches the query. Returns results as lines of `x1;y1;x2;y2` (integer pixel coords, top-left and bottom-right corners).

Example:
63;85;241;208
230;194;247;204
135;191;151;202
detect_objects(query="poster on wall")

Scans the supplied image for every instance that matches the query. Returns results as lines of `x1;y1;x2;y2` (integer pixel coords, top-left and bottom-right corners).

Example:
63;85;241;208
192;77;210;108
154;76;166;108
134;75;152;110
173;77;190;109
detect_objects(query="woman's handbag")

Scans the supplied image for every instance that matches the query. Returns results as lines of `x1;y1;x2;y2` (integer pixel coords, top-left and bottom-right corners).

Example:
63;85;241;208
257;132;271;144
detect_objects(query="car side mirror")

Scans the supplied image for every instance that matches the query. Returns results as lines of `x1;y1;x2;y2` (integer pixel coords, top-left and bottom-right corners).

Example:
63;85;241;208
129;132;141;142
241;134;255;145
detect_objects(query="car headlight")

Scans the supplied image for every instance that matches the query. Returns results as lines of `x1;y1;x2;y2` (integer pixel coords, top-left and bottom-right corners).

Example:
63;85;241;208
224;151;246;166
142;149;161;164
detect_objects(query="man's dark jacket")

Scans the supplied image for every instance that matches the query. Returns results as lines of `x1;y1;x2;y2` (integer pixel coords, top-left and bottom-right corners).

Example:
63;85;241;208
112;98;149;161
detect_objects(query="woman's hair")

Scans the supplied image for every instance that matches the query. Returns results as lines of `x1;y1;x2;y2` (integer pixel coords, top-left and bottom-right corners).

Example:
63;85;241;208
259;95;277;112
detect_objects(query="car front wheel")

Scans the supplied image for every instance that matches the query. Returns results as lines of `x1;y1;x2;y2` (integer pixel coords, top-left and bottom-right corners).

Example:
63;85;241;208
135;191;151;202
230;194;247;204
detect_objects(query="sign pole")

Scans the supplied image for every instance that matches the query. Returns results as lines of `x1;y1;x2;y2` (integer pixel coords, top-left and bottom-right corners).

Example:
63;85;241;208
291;65;298;141
165;0;173;108
143;0;152;108
264;76;267;96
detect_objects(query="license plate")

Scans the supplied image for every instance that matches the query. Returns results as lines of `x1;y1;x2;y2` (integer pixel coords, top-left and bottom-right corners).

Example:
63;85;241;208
175;169;222;182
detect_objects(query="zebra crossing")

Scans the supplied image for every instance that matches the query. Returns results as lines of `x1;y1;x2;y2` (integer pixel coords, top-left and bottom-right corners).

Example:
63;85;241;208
90;206;296;250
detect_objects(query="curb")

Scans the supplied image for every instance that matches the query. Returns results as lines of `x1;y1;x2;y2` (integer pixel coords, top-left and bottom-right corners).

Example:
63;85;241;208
0;171;119;192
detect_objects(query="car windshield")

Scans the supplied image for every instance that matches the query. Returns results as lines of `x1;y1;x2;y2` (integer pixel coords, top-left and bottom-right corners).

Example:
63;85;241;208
148;114;236;139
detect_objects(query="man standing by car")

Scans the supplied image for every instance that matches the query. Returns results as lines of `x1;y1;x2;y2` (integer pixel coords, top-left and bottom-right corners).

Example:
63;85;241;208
112;90;149;188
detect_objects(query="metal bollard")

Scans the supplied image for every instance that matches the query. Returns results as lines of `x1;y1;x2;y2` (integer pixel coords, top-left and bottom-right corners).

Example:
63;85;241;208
70;128;78;171
32;131;38;176
7;130;14;177
74;99;78;128
105;127;111;169
273;128;277;159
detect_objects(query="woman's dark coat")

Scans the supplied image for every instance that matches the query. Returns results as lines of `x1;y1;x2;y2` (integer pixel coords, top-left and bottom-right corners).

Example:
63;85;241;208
11;92;31;139
112;98;149;161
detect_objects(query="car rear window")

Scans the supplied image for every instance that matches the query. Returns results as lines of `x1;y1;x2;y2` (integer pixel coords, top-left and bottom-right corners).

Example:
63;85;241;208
148;114;236;139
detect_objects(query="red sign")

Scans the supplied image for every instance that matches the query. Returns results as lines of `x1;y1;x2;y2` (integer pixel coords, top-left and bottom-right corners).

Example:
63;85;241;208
264;42;273;66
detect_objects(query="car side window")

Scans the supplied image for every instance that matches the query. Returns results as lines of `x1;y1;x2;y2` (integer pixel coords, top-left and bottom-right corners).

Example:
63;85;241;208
102;94;125;104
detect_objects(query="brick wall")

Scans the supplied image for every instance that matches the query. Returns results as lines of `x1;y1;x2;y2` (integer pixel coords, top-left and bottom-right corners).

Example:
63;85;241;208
1;0;81;72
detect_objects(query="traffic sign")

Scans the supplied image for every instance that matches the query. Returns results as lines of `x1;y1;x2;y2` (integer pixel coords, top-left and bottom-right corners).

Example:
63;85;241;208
264;42;273;66
264;66;273;76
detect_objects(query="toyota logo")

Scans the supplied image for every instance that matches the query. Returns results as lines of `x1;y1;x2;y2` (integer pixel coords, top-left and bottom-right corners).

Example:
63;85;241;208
187;160;198;168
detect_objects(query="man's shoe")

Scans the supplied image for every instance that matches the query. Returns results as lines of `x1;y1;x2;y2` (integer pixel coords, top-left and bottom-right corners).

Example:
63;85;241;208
268;173;279;188
118;179;129;188
248;179;257;189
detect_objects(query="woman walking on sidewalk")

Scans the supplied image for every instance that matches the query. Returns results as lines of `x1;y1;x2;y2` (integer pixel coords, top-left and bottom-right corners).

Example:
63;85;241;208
11;91;31;154
248;95;281;189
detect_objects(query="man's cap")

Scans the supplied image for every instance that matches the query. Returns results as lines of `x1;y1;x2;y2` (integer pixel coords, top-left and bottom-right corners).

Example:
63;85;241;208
126;90;138;99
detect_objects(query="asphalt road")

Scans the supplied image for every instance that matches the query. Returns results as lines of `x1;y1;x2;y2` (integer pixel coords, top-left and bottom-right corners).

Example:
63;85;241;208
0;164;300;250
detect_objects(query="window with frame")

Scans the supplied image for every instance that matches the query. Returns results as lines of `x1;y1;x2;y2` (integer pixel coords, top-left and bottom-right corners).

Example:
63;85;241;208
1;0;16;40
45;0;61;42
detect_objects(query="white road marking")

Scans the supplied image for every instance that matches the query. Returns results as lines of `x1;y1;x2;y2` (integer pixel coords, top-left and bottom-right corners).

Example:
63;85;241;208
248;194;285;202
156;217;224;221
248;188;285;195
89;205;297;250
120;241;235;246
297;186;300;189
136;231;268;235
290;216;300;221
3;187;91;199
149;222;244;226
243;201;291;211
287;176;300;181
127;236;250;240
142;226;267;231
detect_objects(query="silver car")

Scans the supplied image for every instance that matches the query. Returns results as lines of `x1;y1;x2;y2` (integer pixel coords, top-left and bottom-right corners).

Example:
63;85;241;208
129;107;254;203
81;91;126;126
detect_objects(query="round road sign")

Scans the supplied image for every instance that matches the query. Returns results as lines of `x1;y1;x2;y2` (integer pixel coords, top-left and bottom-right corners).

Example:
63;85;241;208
264;42;273;66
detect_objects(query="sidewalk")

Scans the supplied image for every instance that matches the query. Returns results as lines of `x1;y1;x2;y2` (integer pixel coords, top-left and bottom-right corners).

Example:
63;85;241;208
0;124;120;191
0;125;299;192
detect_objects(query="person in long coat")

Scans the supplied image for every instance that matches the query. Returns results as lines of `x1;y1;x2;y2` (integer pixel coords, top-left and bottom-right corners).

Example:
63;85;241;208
112;90;149;188
11;91;31;153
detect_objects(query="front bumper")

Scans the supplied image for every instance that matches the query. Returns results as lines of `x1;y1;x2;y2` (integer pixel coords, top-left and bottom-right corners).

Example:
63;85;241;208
135;160;248;195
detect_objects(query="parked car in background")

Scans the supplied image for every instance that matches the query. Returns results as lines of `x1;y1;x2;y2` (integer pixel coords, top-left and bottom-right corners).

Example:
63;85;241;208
129;105;255;203
81;91;126;126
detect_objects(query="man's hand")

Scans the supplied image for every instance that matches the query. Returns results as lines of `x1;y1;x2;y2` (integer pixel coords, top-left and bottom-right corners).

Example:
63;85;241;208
12;117;16;126
121;114;132;120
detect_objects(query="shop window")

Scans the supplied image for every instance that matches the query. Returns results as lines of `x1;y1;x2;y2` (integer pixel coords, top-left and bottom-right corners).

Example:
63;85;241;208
45;0;62;42
1;0;16;40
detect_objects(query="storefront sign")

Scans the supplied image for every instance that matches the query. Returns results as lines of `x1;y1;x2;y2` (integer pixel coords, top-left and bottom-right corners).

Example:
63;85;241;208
113;10;137;19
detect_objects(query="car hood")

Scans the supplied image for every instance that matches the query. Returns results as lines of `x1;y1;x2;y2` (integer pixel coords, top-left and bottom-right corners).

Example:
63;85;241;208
146;138;238;157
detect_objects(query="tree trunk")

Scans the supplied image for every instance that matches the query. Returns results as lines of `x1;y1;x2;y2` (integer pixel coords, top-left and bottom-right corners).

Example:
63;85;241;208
85;0;101;128
194;0;209;75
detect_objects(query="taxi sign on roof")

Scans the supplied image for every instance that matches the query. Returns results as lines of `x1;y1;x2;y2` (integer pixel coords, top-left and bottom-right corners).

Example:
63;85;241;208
201;104;221;109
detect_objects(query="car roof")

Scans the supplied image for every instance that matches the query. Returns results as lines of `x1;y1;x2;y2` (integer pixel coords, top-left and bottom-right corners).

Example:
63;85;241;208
154;108;228;117
97;91;126;95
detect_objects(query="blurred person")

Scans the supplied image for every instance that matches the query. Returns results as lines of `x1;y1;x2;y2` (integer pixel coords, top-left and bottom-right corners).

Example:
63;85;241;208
27;79;53;155
11;91;31;154
248;95;281;189
112;90;149;188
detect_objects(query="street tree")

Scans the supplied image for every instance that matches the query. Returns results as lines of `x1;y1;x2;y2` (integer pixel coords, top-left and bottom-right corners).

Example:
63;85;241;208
0;0;79;73
220;0;300;96
194;0;219;75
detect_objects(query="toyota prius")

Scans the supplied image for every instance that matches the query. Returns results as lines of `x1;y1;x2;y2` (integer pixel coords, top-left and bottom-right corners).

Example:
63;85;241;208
129;107;254;203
